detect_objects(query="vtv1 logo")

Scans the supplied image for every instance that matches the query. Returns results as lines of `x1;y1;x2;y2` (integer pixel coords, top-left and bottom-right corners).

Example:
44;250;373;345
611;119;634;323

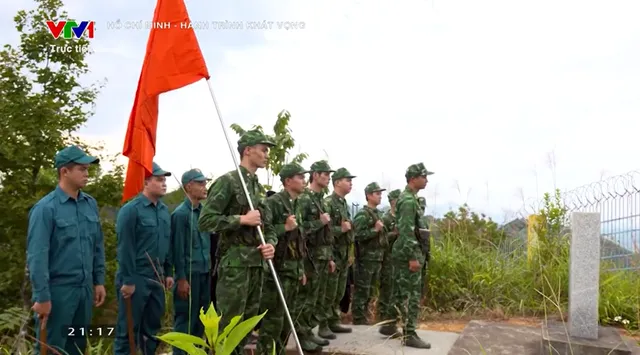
46;21;95;39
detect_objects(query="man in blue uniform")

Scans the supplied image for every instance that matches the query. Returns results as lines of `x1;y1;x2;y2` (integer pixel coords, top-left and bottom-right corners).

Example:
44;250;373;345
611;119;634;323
114;162;175;355
172;168;212;355
27;145;106;355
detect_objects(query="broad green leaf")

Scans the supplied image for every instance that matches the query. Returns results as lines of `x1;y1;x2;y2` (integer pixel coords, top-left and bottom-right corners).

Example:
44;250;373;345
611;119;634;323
215;314;242;348
156;332;209;348
156;338;208;355
219;310;268;355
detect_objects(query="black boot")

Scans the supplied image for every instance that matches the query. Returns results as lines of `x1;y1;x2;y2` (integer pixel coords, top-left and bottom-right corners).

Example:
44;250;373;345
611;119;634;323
329;323;352;333
403;332;431;349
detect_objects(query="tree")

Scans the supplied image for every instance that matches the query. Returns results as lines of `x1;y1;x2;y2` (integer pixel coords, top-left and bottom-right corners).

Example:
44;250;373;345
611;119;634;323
0;0;105;311
230;110;308;190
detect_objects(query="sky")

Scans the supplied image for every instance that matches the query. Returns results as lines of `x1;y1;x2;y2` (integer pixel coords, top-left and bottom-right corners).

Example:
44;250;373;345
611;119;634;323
2;0;640;223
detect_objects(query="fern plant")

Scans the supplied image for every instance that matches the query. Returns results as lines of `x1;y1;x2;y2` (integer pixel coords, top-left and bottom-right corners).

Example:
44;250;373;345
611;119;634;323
156;302;273;355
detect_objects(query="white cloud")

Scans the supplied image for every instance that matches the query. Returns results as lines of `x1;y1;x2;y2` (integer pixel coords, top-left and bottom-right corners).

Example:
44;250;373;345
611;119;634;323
7;0;639;221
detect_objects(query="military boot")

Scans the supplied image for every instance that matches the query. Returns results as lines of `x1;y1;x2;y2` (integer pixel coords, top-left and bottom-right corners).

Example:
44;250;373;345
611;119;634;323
378;324;399;337
330;323;352;333
309;332;330;345
403;332;431;349
317;325;337;339
300;337;323;352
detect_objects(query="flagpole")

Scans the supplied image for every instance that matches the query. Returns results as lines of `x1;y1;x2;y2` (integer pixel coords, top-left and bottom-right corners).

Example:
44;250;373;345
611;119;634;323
205;79;304;355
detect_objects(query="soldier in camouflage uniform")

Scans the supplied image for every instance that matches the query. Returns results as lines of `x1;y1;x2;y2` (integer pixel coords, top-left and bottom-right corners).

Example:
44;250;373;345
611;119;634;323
377;189;401;327
198;129;277;355
386;163;433;349
318;168;356;339
257;163;311;355
351;182;387;324
417;196;431;300
294;160;334;351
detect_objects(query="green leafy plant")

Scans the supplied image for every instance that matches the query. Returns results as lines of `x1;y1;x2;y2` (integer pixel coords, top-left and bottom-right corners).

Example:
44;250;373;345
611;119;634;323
230;109;308;190
156;303;273;355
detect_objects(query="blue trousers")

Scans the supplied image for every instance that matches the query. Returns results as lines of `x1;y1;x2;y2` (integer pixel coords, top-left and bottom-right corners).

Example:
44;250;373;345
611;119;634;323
113;277;165;355
34;284;93;355
173;272;211;355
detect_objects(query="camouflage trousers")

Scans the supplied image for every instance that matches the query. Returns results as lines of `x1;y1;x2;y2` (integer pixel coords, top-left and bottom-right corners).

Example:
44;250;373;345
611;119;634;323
377;248;395;321
295;258;330;336
391;260;423;333
320;248;349;327
351;259;382;323
256;270;299;355
216;265;264;355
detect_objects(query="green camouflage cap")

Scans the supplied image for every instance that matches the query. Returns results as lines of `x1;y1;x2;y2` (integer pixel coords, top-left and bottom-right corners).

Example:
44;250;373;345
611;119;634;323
417;196;427;208
54;145;99;169
364;182;386;195
279;162;309;180
181;168;210;185
405;162;434;179
237;129;276;149
150;162;171;177
309;160;334;172
332;167;356;182
388;189;401;201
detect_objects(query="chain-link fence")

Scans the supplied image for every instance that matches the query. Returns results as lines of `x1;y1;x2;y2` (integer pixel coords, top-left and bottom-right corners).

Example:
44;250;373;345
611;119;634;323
520;171;640;271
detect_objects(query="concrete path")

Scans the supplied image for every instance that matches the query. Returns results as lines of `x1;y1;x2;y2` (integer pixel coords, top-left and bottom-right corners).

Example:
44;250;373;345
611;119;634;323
280;325;460;354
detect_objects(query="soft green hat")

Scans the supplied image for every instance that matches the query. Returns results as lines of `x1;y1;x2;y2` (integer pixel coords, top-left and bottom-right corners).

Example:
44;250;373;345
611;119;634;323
54;145;99;169
150;162;171;177
388;189;401;201
331;167;356;182
309;160;334;172
405;162;434;179
364;182;386;195
237;129;276;150
181;168;210;185
279;162;309;180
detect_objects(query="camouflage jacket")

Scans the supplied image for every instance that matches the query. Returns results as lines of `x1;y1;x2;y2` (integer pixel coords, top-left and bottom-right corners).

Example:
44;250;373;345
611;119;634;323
391;186;423;263
324;192;353;262
382;209;398;247
353;205;386;261
198;166;273;267
263;190;305;278
297;188;333;260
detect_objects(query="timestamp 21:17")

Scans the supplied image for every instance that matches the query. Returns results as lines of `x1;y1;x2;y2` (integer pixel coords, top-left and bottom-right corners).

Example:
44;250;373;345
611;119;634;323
66;325;115;337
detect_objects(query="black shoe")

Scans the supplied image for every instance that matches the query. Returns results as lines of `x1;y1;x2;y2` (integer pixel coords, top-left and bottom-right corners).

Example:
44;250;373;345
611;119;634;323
309;333;330;345
403;333;431;349
379;324;398;337
300;337;323;352
329;323;352;333
318;325;337;339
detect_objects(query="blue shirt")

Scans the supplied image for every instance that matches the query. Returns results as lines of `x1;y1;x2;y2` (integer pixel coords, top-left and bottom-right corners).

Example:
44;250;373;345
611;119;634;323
172;198;211;279
115;193;172;285
27;186;106;303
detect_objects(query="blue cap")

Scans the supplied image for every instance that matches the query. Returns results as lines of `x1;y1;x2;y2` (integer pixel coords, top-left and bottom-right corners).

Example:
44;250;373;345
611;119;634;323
54;145;99;169
151;162;171;177
181;168;209;185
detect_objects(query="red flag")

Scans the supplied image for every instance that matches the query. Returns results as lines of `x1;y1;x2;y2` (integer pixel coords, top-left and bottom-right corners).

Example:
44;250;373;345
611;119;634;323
121;0;210;203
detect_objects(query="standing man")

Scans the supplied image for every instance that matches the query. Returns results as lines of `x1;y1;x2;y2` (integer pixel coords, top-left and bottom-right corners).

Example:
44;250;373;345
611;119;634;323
378;189;401;331
114;162;175;355
257;163;312;354
351;182;386;325
294;160;334;351
27;145;106;355
389;163;433;349
198;129;277;355
172;169;212;355
416;196;431;301
318;168;355;339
